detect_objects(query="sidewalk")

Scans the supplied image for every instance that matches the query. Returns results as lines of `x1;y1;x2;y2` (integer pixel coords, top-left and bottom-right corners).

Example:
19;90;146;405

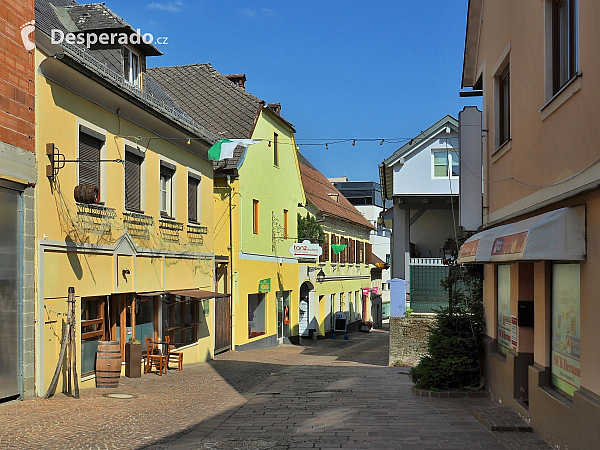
0;329;550;449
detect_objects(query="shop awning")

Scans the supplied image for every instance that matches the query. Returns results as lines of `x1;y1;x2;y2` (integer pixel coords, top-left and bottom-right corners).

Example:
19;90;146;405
457;206;585;264
168;289;230;299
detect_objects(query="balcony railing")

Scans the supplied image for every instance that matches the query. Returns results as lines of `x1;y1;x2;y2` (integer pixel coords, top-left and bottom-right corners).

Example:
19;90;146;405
77;203;116;235
123;212;154;239
159;219;184;242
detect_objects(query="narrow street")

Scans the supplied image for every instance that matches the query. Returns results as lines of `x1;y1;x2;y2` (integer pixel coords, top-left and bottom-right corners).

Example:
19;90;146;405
0;329;549;449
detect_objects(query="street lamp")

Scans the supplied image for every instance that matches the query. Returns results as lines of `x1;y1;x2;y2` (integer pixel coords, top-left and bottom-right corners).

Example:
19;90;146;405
316;268;326;283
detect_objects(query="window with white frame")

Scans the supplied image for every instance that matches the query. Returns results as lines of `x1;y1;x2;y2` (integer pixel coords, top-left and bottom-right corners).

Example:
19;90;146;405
160;162;175;218
432;150;459;178
123;46;141;87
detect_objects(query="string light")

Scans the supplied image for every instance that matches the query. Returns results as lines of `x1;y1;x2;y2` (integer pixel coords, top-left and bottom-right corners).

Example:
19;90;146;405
352;140;356;146
268;141;271;147
380;139;384;145
187;138;191;145
325;143;329;150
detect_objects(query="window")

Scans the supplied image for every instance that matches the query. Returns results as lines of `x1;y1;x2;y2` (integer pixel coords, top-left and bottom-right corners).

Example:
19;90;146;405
124;146;143;212
320;233;329;263
123;46;141;87
252;199;259;234
273;132;279;166
81;296;106;375
432;150;460;178
497;264;511;354
283;209;289;239
248;293;266;338
78;129;103;191
160;162;175;218
162;295;201;347
188;174;201;223
499;65;510;145
551;263;580;397
552;0;577;94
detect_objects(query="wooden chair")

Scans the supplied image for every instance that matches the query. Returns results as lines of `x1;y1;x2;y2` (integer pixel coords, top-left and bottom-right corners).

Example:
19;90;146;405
165;335;183;371
144;337;167;376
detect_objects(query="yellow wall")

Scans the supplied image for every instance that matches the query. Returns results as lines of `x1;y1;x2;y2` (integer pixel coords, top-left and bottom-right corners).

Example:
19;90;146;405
36;48;216;393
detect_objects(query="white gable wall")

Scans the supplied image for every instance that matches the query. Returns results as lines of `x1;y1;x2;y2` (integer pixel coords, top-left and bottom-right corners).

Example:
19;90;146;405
392;133;459;196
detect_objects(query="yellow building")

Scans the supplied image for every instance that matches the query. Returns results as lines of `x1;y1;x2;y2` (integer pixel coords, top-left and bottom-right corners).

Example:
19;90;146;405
297;153;376;337
150;65;307;349
35;1;223;395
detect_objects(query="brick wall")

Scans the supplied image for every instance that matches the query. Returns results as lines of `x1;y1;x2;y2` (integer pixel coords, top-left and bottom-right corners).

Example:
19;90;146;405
388;316;434;366
0;0;35;153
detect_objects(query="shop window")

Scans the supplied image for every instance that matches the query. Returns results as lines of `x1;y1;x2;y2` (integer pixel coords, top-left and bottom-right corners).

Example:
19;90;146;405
162;295;200;347
135;295;155;352
497;264;511;354
248;293;266;338
551;263;580;397
81;296;106;376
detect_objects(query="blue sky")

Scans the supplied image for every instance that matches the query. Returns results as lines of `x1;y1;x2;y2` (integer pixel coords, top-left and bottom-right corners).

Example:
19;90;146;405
109;0;481;182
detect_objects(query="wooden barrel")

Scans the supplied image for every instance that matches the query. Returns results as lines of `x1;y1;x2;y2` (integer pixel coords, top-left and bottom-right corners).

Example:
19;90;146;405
74;184;99;204
95;341;121;388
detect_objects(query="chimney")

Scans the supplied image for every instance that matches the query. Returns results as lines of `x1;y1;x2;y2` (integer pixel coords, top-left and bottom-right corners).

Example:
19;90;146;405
226;74;246;90
268;102;281;116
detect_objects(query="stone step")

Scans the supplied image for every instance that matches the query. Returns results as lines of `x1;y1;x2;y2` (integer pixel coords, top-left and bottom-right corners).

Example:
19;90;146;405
473;404;533;432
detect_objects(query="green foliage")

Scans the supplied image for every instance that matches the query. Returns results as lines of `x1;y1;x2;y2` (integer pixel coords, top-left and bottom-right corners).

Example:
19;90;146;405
409;263;484;391
404;307;414;318
297;212;325;244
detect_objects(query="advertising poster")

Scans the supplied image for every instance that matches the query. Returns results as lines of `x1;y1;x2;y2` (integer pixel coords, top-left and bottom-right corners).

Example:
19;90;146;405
551;264;581;396
497;265;511;353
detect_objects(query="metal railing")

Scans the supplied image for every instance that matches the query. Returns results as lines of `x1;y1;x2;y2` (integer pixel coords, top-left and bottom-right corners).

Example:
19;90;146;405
409;258;449;313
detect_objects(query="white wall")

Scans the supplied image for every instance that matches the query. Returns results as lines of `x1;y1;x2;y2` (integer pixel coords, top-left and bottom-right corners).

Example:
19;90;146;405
409;209;460;258
393;133;459;196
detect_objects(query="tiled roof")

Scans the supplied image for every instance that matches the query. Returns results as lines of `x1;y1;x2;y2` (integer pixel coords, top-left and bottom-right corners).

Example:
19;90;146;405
298;153;375;231
66;3;128;30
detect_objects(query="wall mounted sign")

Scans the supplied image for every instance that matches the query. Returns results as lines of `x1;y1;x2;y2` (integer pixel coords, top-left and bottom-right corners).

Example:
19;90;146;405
259;278;271;293
289;240;322;259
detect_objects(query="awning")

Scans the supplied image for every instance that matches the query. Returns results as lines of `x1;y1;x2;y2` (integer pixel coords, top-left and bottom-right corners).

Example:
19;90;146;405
457;206;585;264
168;289;230;299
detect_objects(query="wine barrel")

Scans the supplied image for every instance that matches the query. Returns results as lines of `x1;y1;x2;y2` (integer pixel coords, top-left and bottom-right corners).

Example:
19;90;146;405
74;184;100;204
95;341;121;388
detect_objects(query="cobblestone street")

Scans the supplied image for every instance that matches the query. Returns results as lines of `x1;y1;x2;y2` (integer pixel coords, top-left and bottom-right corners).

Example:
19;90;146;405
0;328;550;449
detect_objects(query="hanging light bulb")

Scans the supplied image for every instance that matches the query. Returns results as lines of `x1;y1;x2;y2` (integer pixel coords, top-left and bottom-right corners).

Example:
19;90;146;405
296;146;300;151
187;138;191;145
352;140;356;146
325;143;329;150
268;141;272;147
409;138;414;145
380;139;385;145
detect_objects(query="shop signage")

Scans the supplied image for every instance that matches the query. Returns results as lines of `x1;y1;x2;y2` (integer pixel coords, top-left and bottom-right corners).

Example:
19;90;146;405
259;278;271;293
289;240;322;259
492;231;528;256
511;315;518;348
361;287;380;296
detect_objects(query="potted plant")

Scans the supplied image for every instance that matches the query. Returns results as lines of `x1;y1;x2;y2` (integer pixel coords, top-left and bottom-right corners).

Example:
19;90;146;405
359;320;373;332
125;338;142;378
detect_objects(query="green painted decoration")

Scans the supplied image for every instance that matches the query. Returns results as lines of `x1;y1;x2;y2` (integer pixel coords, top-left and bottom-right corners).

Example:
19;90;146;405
331;244;347;255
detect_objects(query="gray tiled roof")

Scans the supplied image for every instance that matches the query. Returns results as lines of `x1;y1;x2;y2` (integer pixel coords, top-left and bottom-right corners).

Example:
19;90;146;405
148;64;263;140
66;3;129;30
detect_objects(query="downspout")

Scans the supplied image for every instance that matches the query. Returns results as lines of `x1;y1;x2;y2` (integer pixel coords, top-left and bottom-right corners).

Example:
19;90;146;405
227;176;235;349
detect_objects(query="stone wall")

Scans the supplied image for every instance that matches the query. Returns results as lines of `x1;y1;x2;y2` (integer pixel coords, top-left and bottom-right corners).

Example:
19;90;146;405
388;315;435;366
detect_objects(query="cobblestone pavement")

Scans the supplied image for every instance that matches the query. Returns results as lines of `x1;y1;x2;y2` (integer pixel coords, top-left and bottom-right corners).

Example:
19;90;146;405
0;328;550;449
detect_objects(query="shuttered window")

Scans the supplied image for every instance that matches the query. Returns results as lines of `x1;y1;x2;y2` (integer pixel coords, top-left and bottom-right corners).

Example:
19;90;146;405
78;132;102;189
366;242;372;265
349;238;355;264
320;233;329;263
341;237;347;264
188;176;199;223
331;234;338;263
124;149;142;212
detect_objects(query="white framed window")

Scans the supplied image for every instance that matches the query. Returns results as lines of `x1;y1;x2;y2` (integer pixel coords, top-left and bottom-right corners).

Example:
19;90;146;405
432;150;459;178
123;46;141;87
160;161;176;218
187;170;201;224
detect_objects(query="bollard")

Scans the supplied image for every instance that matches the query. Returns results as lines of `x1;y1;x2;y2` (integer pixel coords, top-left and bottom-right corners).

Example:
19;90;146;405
344;334;349;340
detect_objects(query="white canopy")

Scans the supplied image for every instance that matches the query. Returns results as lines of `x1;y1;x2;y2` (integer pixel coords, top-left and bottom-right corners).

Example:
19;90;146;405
457;206;586;263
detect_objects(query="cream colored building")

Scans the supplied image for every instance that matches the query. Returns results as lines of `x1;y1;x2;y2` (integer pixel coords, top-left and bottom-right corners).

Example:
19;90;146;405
459;1;600;448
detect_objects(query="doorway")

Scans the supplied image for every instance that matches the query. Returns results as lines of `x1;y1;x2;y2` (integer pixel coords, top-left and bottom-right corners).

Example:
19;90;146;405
299;282;311;337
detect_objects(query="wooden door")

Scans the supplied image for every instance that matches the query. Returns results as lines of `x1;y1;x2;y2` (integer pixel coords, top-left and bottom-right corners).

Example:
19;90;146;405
214;296;231;354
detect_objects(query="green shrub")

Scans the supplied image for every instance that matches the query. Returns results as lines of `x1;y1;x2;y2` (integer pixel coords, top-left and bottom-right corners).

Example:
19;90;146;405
409;264;484;391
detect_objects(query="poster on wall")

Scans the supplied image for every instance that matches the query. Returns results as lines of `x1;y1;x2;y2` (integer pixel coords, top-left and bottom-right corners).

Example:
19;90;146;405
551;264;581;396
497;265;511;353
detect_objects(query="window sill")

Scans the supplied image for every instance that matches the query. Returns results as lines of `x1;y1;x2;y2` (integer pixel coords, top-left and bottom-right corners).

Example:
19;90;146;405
160;213;176;221
492;139;512;163
540;73;582;121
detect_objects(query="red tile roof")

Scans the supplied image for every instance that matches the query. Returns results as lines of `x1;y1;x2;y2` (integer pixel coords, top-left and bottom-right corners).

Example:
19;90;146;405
299;157;375;231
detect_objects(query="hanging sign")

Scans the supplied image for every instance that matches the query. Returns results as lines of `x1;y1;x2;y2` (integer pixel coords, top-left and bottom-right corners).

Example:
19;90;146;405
289;240;322;259
259;278;271;293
